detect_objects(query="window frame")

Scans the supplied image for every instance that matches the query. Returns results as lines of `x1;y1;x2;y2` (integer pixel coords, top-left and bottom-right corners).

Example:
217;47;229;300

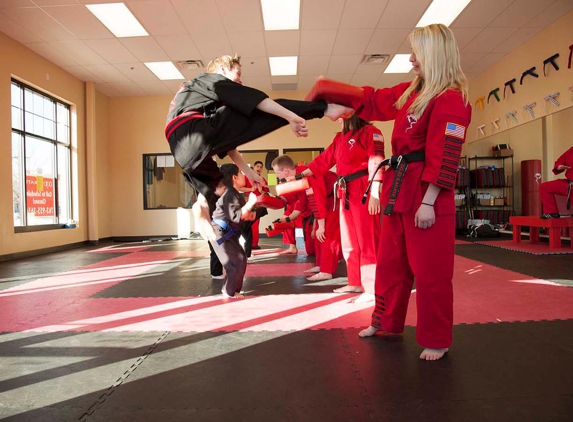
11;78;72;233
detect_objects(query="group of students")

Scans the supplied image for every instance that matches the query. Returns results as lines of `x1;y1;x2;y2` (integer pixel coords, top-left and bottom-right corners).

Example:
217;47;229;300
165;23;472;361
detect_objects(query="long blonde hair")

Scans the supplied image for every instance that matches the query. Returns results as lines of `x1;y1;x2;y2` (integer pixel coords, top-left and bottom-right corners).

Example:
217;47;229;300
396;24;469;118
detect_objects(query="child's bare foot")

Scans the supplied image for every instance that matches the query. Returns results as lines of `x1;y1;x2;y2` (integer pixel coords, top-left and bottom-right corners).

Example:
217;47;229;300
304;266;321;273
307;272;332;281
358;325;380;337
280;246;298;255
325;103;354;121
222;290;245;299
192;196;216;241
333;285;363;293
350;292;374;303
420;348;449;361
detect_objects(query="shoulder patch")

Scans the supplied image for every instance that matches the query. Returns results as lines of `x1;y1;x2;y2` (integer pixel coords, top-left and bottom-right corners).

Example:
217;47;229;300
445;122;466;139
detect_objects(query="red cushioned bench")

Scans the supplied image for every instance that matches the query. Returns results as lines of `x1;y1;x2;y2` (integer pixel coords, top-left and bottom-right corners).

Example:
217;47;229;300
510;216;573;249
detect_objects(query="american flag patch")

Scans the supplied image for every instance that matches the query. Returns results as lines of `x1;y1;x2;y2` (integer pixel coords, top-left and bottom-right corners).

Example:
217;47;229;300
373;133;383;141
445;122;466;139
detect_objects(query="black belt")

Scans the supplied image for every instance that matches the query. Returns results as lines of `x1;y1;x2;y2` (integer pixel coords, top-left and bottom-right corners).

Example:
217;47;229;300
567;180;572;211
212;218;239;245
362;150;426;215
334;169;368;210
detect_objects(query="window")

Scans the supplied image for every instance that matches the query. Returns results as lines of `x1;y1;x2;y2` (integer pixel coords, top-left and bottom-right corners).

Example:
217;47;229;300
11;79;72;231
143;154;197;210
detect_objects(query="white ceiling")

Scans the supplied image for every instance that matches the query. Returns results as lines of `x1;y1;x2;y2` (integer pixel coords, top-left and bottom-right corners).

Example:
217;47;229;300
1;0;572;97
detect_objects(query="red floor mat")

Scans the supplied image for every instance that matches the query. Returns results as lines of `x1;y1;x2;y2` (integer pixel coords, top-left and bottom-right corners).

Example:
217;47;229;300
475;240;573;255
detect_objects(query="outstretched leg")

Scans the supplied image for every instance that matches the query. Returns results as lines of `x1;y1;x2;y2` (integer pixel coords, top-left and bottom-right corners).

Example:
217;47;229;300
193;194;216;241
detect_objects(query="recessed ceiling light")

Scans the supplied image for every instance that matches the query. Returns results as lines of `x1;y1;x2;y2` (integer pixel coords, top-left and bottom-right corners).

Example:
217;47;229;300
261;0;300;30
269;56;298;76
384;54;412;74
145;62;185;80
86;3;148;38
416;0;472;27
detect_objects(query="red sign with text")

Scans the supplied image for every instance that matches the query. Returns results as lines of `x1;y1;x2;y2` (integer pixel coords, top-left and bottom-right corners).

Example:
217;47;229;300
26;176;55;217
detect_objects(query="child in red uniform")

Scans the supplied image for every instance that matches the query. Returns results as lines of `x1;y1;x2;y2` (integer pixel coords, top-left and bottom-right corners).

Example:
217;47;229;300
540;146;573;218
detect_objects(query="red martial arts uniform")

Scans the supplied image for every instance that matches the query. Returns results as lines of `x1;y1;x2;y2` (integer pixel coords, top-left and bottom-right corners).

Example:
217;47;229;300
244;177;270;247
308;125;384;291
307;171;341;275
358;82;471;349
540;147;573;214
282;165;315;255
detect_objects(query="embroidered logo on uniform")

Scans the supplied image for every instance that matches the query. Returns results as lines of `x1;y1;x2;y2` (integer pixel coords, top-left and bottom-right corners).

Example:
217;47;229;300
373;133;383;142
405;114;418;132
445;122;466;139
348;138;355;149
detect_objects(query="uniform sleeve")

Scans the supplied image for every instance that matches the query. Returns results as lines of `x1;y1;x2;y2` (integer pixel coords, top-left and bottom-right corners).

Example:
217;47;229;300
224;191;244;224
553;147;573;175
293;190;310;215
308;139;337;177
364;126;385;181
358;83;410;122
421;92;472;190
307;175;328;220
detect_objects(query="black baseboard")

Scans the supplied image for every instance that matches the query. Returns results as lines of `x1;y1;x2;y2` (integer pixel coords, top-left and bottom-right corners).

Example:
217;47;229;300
0;240;90;263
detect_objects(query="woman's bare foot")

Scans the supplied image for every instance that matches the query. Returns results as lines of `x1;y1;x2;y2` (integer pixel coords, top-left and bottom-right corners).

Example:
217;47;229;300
359;325;380;337
280;246;298;255
307;272;332;281
324;103;354;121
420;348;449;361
333;285;363;293
350;292;374;303
304;266;321;273
222;290;245;299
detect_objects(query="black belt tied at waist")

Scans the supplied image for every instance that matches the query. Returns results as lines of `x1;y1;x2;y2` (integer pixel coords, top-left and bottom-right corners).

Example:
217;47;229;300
362;150;426;215
567;180;573;211
212;218;239;245
334;169;369;210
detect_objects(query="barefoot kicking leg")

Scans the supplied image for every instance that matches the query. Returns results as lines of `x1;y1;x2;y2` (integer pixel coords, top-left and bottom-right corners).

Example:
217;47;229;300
419;348;449;361
193;194;216;242
358;325;380;337
333;285;363;293
324;103;354;121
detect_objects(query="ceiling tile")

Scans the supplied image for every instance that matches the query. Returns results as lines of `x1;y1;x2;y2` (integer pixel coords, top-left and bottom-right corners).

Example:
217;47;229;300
43;5;111;40
324;73;353;83
0;13;43;43
95;82;122;98
180;69;202;80
264;30;300;57
241;76;271;93
300;30;336;56
191;32;233;62
396;38;412;54
462;27;519;54
375;73;410;88
340;0;389;29
50;40;107;65
351;73;379;86
240;57;270;77
460;53;486;69
365;28;411;55
216;0;263;32
63;65;103;82
451;0;515;28
26;42;78;67
297;74;321;91
128;0;188;36
32;0;79;5
171;0;225;35
84;39;139;64
114;62;158;82
377;0;431;28
467;52;507;75
2;7;76;41
0;0;35;7
450;27;482;50
271;75;298;84
492;27;543;54
525;0;573;27
298;55;330;75
135;79;172;95
229;32;266;58
488;0;556;28
120;37;170;62
327;55;363;74
301;0;345;30
355;62;387;75
83;64;131;82
162;79;184;94
108;80;147;96
332;28;373;55
155;35;202;61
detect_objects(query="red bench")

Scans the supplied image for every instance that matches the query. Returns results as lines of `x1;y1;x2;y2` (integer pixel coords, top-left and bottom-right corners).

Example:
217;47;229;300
510;216;573;249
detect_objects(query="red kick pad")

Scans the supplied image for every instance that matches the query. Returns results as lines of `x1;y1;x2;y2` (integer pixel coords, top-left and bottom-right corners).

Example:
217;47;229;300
255;193;286;209
305;77;364;110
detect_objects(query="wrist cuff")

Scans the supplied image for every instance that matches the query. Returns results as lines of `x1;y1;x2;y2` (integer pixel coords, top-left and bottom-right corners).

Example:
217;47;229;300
285;216;291;222
295;173;304;181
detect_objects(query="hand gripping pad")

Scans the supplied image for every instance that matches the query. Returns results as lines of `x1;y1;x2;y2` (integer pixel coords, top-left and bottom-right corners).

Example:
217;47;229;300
305;77;365;111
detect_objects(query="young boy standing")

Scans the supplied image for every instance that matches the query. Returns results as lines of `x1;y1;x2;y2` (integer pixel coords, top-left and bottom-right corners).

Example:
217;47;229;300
210;164;257;299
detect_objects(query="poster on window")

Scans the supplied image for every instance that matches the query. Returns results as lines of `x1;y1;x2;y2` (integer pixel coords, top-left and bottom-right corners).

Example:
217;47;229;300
26;175;55;217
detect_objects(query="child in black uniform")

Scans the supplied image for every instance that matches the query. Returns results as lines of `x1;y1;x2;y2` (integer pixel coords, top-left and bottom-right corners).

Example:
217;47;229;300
210;164;257;299
165;54;353;242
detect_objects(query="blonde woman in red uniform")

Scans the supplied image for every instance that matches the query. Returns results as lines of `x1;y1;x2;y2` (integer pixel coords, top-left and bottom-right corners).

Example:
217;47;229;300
353;24;472;361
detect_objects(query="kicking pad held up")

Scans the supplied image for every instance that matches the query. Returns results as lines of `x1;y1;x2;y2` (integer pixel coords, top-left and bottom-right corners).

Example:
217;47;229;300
305;77;365;111
255;193;286;210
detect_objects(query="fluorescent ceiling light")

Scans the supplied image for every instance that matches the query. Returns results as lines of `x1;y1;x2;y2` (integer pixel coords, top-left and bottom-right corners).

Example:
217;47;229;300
384;54;412;74
269;56;298;76
416;0;471;27
145;62;184;80
86;3;148;38
261;0;300;30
